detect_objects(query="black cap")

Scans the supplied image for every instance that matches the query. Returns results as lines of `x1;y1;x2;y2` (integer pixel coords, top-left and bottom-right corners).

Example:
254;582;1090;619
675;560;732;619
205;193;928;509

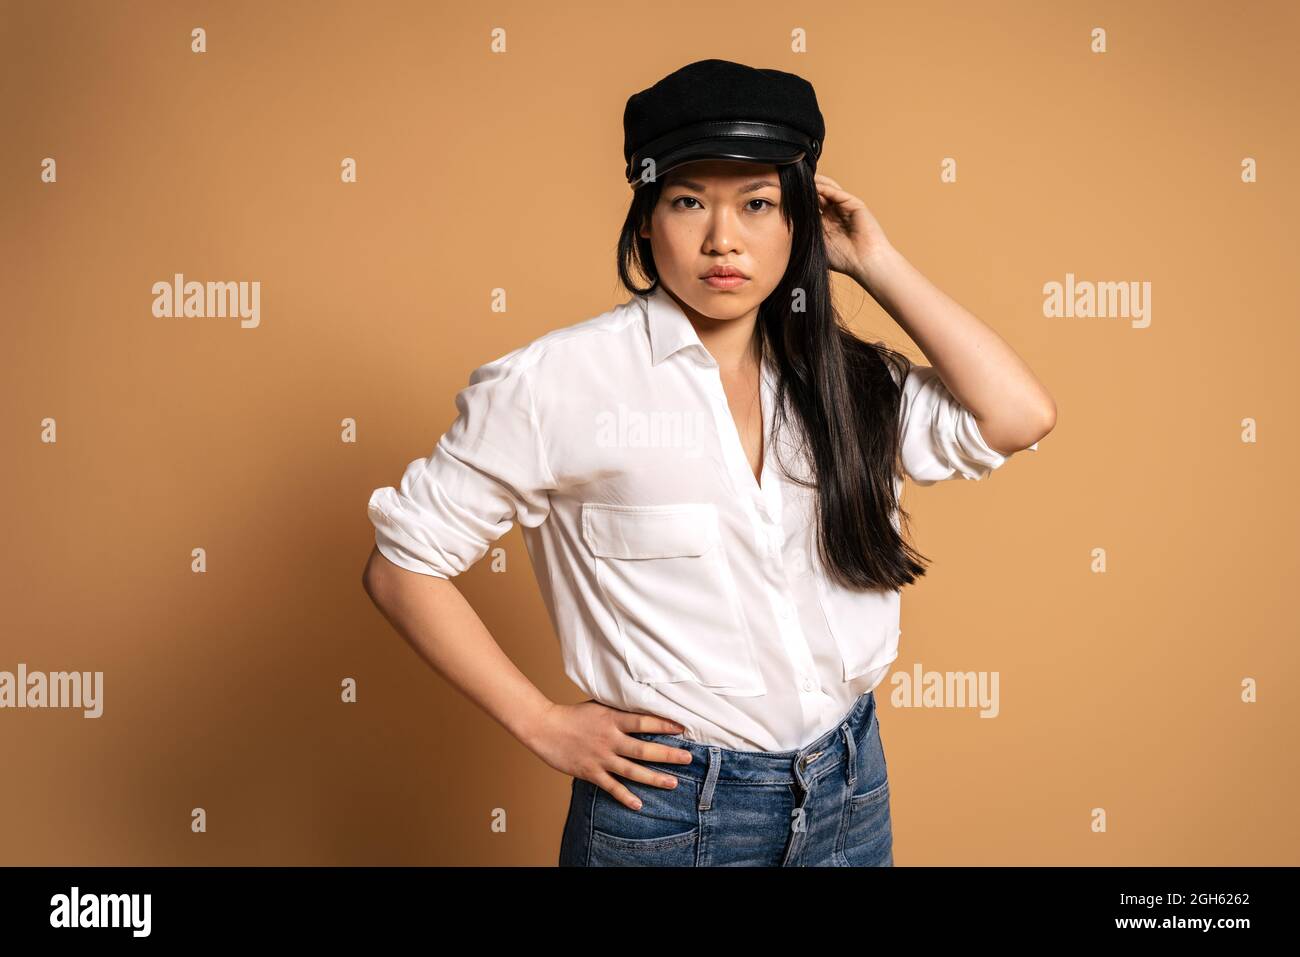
622;58;825;190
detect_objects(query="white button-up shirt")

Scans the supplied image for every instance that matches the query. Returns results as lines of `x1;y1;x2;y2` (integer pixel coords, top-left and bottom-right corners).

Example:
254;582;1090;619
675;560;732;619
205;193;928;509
368;286;1038;752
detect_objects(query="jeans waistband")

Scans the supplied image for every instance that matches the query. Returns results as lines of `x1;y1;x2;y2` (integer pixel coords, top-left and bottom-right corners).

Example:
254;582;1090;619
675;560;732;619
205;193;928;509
628;691;877;795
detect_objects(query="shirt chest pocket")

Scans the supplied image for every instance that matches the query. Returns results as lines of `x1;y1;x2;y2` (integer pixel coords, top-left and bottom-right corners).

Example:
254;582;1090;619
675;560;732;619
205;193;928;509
580;503;766;696
814;574;903;681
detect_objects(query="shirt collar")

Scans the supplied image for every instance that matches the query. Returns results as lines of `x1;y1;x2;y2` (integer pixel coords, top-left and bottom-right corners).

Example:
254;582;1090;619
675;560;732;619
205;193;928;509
644;284;713;367
641;284;778;391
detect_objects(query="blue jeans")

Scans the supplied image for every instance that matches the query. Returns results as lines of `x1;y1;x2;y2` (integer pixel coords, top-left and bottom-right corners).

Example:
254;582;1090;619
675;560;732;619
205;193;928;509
558;690;893;866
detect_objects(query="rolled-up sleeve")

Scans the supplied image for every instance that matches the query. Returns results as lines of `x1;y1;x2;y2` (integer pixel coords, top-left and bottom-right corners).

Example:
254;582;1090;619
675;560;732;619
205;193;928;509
367;351;557;578
897;363;1039;485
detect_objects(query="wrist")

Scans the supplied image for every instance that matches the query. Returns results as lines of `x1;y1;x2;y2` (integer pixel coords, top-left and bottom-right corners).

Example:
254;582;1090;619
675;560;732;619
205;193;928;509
852;242;903;291
515;697;557;751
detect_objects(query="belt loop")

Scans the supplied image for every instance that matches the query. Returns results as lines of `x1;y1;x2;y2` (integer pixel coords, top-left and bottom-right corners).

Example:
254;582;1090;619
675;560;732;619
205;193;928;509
699;747;721;811
841;722;857;790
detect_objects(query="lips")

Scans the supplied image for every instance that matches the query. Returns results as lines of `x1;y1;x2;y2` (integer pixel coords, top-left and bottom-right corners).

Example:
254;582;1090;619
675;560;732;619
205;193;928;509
702;266;748;279
702;272;749;290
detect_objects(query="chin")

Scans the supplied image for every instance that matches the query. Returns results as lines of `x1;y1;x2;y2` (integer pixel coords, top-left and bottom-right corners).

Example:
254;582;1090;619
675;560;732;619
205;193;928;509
680;282;768;317
688;293;753;320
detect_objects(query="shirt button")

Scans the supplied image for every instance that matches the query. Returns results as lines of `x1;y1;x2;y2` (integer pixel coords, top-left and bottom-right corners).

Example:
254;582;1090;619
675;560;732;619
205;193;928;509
802;677;815;693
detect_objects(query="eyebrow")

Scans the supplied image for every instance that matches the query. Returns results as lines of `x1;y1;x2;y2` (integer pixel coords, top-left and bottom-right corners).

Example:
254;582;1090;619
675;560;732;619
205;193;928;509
663;178;780;194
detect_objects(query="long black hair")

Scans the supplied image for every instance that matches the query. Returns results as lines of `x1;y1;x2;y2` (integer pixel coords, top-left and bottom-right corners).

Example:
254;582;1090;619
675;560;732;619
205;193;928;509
616;158;930;591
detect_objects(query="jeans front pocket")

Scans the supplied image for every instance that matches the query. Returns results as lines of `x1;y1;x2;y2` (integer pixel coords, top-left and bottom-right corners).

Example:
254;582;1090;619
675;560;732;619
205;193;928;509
581;502;765;695
839;701;894;866
587;774;700;867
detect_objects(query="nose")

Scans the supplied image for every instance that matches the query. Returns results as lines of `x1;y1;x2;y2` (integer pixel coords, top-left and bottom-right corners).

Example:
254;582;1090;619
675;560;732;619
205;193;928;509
702;206;743;254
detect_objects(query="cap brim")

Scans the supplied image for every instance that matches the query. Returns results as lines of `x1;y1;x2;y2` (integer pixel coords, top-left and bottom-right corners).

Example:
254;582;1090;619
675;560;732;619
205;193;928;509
634;136;806;187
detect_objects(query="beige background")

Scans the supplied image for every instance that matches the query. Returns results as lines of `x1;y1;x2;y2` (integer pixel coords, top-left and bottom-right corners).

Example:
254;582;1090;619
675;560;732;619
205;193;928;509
2;0;1296;865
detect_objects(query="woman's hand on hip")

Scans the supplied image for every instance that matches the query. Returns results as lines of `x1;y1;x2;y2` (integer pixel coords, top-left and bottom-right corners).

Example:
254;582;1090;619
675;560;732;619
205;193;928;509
526;700;694;811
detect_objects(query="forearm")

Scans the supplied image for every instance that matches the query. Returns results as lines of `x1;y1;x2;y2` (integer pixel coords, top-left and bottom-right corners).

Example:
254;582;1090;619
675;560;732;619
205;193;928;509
852;244;1055;452
361;546;553;750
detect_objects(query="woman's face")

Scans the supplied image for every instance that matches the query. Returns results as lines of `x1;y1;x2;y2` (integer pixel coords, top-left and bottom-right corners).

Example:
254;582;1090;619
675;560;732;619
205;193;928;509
639;159;792;321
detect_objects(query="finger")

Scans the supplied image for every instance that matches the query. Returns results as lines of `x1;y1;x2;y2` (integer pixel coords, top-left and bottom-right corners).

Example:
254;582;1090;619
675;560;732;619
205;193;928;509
607;755;680;791
813;173;850;194
618;735;695;766
815;184;858;212
819;188;865;217
816;180;856;202
619;711;686;735
591;769;647;811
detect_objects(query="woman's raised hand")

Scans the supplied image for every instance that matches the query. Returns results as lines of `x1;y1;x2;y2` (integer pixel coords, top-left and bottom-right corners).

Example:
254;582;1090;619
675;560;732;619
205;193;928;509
815;172;893;282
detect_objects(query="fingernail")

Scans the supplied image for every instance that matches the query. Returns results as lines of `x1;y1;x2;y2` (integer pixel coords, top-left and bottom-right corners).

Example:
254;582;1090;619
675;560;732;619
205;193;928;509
631;797;643;810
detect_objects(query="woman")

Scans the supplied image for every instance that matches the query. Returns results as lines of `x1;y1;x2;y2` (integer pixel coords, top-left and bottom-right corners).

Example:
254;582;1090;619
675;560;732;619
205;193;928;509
363;59;1054;866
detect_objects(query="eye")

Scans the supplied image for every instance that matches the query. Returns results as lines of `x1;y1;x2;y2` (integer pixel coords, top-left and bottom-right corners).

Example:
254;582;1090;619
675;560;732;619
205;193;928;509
670;196;776;212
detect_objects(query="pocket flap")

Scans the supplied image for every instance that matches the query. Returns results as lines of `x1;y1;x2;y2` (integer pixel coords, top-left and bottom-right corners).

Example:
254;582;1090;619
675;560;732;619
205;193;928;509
581;504;717;559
